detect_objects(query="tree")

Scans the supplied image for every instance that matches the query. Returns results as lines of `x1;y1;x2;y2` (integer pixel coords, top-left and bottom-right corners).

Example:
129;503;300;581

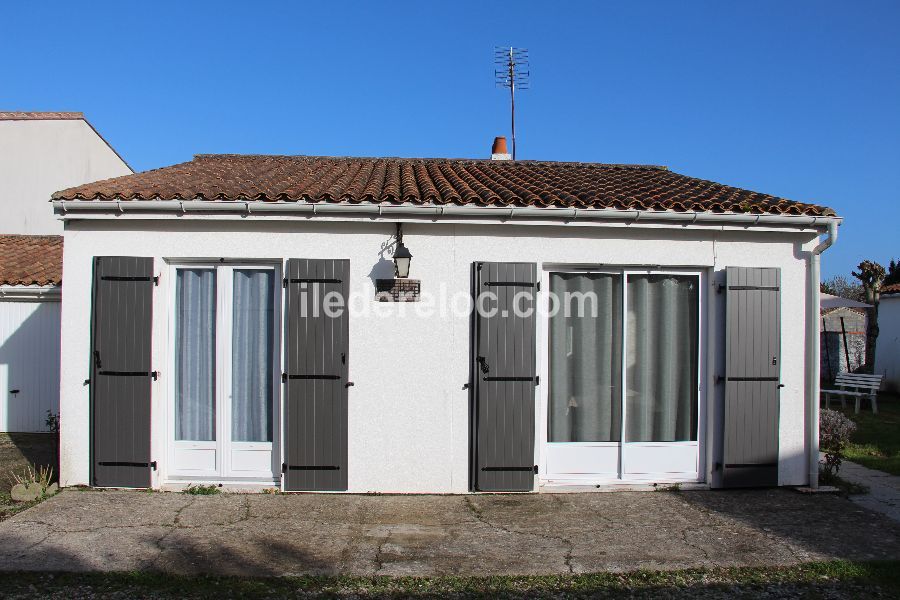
821;275;865;302
852;260;886;373
885;259;900;287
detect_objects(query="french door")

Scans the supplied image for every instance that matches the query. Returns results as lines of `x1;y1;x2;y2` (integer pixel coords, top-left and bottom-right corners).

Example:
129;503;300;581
543;269;702;483
167;263;280;482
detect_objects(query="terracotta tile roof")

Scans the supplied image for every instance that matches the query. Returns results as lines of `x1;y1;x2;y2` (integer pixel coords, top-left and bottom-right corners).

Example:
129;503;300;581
52;154;836;217
0;235;63;286
882;283;900;296
0;111;84;121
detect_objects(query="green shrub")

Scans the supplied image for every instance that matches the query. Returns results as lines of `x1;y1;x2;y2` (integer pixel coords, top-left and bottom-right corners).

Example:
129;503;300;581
820;408;857;484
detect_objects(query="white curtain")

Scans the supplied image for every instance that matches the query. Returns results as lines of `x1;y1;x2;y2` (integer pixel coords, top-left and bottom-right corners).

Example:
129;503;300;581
175;269;216;441
549;273;622;442
231;269;274;442
625;274;698;442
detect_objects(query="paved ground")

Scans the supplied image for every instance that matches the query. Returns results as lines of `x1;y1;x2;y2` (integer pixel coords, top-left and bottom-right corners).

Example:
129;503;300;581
841;460;900;522
0;488;899;577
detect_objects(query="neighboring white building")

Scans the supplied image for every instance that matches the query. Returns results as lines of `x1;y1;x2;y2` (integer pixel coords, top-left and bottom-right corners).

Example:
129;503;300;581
0;112;131;235
0;111;131;432
52;148;840;493
875;284;900;392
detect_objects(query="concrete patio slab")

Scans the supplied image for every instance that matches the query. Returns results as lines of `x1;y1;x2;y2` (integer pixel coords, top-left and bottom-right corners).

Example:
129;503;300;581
0;488;898;577
840;460;900;522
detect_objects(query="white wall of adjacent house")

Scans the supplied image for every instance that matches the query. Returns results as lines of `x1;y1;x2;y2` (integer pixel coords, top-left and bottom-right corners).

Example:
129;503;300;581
0;119;131;234
0;293;61;431
875;295;900;392
57;218;817;492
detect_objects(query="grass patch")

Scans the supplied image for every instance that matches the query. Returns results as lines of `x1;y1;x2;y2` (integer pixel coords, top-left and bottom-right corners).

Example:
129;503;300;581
0;561;898;598
183;484;221;496
821;473;870;495
839;396;900;475
0;490;42;522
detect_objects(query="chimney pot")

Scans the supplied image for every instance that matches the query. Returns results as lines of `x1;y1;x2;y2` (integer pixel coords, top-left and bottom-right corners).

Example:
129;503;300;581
491;136;511;160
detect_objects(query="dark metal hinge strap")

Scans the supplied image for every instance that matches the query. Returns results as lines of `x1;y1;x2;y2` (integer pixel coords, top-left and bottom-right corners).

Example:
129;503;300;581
481;466;536;472
285;465;340;471
483;281;535;287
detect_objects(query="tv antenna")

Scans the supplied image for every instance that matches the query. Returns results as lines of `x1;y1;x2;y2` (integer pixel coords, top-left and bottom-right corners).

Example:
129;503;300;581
495;46;529;160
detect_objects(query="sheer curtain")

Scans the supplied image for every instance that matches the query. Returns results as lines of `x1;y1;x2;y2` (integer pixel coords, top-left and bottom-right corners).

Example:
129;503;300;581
625;274;698;442
231;269;274;442
549;273;622;442
175;269;216;441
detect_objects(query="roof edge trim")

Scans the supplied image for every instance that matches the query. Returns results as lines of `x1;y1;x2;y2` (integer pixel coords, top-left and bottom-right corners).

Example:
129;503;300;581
52;199;842;231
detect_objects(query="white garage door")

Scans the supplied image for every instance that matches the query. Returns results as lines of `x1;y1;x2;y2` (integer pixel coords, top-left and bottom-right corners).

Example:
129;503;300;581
0;299;61;432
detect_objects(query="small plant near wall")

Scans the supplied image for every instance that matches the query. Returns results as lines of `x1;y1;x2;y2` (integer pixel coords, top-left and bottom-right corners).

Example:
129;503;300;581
820;408;857;485
45;410;59;433
182;484;220;496
9;465;58;503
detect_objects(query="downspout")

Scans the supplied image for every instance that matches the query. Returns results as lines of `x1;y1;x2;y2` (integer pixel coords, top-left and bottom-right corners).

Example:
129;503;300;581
807;219;838;488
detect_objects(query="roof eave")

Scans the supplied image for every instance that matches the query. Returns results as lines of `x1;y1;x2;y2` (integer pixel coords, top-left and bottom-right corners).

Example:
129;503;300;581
52;199;840;231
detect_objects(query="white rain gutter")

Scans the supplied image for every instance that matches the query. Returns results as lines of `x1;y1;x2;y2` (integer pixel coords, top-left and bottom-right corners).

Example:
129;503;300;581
806;219;838;489
0;285;61;302
53;200;840;230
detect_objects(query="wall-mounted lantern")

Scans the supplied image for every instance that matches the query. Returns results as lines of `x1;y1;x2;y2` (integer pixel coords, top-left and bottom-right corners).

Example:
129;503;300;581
375;223;420;302
393;230;413;278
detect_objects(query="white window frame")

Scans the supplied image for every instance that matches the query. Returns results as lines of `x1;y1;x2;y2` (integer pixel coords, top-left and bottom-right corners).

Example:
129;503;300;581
163;260;283;484
537;266;707;486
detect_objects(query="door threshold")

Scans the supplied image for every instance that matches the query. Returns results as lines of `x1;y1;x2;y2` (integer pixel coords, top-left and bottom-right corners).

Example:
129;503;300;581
162;479;278;493
539;481;708;493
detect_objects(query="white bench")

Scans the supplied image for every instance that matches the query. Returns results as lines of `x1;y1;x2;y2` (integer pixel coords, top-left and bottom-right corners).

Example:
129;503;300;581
822;372;884;414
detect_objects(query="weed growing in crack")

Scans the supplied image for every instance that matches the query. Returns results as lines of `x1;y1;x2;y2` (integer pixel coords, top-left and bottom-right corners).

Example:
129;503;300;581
183;484;220;496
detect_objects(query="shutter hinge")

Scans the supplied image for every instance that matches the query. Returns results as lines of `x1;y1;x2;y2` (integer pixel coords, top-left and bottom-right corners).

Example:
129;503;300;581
535;375;540;386
153;275;159;286
150;461;157;471
533;465;539;474
281;373;287;383
282;277;288;288
281;462;287;473
151;371;159;381
536;281;541;292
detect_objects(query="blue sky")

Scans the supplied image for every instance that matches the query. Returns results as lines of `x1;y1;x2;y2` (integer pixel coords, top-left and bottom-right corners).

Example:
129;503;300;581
3;1;898;278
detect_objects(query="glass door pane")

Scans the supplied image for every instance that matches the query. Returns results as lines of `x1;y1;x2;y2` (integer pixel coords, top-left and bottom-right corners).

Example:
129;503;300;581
548;273;623;442
230;269;275;442
174;268;217;441
625;274;699;442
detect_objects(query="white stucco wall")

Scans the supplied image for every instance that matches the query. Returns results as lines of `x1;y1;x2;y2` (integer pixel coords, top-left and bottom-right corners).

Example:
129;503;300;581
0;119;131;234
875;295;900;392
58;217;817;491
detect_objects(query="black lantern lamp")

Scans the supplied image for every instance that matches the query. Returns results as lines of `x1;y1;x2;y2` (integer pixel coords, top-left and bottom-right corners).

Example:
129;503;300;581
393;224;413;278
375;223;420;302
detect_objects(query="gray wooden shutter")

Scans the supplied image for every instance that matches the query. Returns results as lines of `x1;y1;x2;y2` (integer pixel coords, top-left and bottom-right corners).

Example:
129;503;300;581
283;259;349;491
723;266;781;487
472;262;537;492
91;256;155;488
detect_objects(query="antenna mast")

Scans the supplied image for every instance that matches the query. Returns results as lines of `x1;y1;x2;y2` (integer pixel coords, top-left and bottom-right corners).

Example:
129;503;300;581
495;47;529;160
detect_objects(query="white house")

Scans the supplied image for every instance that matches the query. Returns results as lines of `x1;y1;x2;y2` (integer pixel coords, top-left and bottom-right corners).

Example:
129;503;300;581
0;111;131;432
875;284;900;392
51;144;840;493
